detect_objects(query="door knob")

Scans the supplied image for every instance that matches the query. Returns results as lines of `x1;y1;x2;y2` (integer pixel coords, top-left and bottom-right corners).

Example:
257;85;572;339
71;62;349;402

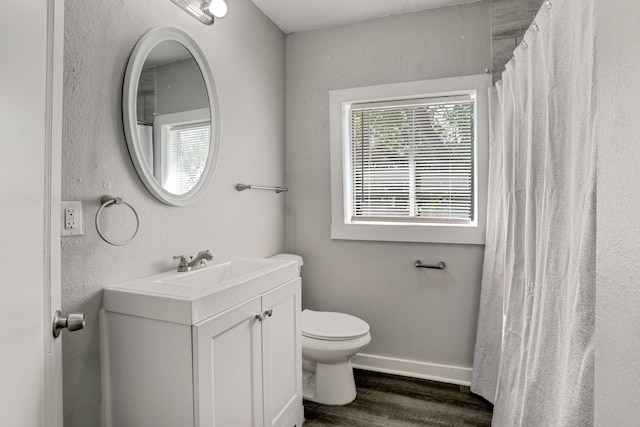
52;310;85;338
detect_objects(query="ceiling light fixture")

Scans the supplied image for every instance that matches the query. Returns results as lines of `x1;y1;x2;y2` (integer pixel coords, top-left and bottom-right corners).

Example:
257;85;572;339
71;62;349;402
206;0;228;18
170;0;228;25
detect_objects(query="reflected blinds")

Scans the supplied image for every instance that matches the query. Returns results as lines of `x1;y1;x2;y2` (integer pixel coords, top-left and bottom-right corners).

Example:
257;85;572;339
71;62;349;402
349;96;474;224
167;122;210;195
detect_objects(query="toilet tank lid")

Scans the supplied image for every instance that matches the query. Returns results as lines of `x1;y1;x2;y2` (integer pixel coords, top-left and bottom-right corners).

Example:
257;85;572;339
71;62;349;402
302;309;370;340
270;253;303;266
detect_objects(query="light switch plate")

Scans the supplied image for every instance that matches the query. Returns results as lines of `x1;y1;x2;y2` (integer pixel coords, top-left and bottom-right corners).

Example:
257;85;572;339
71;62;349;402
61;201;83;236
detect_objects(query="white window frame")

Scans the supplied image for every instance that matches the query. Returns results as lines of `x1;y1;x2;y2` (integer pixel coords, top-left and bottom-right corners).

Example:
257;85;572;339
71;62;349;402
329;74;491;244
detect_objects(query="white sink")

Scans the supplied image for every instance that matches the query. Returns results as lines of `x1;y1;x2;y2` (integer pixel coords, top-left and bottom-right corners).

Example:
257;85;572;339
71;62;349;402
157;257;282;288
103;256;298;325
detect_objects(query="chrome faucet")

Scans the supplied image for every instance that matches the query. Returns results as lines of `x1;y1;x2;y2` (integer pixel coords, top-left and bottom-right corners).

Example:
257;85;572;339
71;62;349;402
173;250;213;272
189;250;213;270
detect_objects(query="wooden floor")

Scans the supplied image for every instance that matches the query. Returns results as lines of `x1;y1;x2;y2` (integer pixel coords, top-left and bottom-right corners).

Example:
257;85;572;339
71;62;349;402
303;369;493;427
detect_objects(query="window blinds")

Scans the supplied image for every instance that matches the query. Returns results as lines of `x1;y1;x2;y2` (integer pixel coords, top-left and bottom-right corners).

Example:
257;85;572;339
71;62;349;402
349;97;474;224
166;122;211;195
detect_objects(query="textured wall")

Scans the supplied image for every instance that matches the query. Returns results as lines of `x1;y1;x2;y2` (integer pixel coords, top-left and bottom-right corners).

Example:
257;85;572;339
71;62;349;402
595;0;640;423
154;58;209;114
61;0;285;425
285;2;491;377
491;0;544;81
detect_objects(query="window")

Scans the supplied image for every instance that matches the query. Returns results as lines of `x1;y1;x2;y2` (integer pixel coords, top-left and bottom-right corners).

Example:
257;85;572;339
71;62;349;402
165;122;211;195
350;96;474;224
330;75;491;244
153;108;211;195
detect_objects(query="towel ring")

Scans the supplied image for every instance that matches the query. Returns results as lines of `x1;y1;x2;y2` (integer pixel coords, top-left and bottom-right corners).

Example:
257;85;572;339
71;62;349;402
95;195;140;246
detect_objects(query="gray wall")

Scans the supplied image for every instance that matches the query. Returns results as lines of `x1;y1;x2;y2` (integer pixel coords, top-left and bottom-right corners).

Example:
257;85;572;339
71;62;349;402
491;0;544;81
154;58;209;114
285;1;491;376
62;0;285;425
596;0;640;423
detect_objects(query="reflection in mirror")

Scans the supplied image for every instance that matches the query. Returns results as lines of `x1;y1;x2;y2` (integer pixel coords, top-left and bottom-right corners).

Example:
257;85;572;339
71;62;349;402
136;41;210;195
123;27;220;206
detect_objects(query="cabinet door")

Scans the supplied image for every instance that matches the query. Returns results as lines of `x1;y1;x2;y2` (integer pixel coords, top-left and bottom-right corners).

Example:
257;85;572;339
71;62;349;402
193;296;263;427
261;279;302;427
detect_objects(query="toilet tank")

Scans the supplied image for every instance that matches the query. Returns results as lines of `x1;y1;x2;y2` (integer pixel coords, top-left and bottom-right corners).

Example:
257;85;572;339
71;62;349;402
271;253;303;275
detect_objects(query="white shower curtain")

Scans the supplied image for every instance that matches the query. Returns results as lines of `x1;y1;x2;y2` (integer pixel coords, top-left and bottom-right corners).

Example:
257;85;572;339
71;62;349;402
471;0;596;425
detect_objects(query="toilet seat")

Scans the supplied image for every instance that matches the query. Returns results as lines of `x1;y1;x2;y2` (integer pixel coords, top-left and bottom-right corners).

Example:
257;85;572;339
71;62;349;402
302;309;370;341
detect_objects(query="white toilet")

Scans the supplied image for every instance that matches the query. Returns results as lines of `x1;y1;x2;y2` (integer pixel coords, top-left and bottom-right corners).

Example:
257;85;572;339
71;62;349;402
271;254;371;406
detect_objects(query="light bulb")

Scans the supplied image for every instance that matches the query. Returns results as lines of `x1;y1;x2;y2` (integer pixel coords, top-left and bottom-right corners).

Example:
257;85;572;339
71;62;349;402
207;0;228;18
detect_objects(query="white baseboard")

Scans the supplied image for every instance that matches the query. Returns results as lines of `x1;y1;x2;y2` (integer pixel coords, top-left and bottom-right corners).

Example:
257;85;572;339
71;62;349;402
351;353;472;386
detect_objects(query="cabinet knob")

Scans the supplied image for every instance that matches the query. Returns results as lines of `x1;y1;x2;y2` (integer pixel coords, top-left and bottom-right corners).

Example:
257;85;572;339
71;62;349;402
255;309;273;321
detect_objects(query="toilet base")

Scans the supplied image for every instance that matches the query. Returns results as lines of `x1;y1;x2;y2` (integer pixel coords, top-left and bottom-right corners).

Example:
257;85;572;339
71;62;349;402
302;360;357;405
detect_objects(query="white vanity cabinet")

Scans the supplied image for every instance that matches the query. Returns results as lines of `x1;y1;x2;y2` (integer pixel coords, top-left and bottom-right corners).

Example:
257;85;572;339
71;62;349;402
101;257;304;427
194;280;302;427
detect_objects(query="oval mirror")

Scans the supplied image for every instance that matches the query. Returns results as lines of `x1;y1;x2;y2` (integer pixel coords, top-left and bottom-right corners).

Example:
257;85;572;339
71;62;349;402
123;27;220;206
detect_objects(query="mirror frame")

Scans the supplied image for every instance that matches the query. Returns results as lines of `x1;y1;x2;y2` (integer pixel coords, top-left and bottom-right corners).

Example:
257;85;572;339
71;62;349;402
123;27;221;206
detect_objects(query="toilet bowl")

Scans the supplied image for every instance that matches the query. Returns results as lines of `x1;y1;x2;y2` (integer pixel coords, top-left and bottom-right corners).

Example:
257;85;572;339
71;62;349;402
270;254;371;406
301;309;371;405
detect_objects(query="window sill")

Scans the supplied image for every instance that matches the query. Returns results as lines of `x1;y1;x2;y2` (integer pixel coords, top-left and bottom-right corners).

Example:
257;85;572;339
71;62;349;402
331;223;485;245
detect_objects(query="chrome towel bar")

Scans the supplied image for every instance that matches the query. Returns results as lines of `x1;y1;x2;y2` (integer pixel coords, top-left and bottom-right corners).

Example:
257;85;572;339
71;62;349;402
415;260;446;270
235;183;288;193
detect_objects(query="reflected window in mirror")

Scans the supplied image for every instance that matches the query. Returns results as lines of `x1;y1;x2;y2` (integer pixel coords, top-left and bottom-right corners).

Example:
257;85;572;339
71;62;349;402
159;111;210;194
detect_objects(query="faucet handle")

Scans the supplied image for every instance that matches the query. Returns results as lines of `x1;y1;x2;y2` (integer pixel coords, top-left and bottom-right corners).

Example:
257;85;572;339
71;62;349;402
173;255;190;272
